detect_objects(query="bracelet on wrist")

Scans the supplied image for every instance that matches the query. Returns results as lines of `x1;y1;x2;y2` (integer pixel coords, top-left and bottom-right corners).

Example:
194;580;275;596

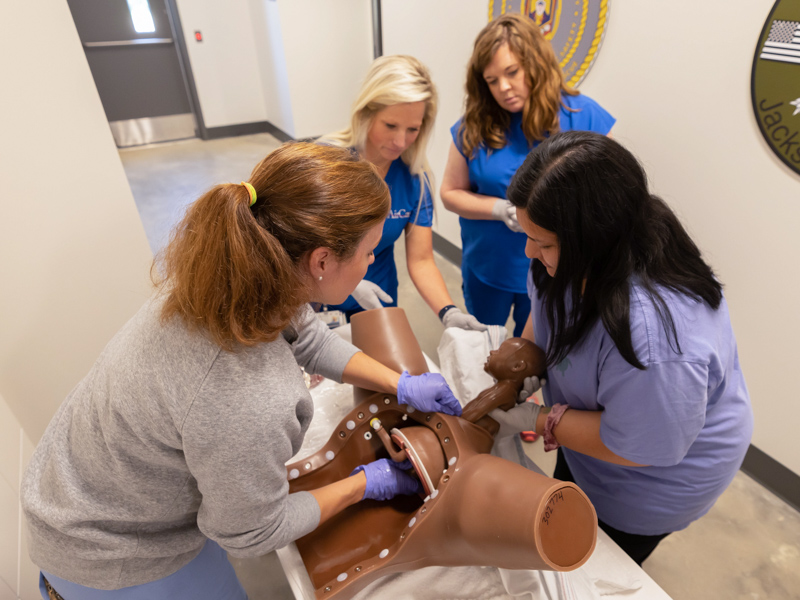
543;403;570;452
438;304;457;322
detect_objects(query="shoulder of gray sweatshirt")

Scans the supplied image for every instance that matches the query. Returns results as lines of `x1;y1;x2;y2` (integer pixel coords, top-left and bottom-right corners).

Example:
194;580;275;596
21;297;359;590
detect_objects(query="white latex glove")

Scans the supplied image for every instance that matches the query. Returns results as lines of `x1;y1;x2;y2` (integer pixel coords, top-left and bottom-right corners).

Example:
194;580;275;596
491;199;524;233
489;402;542;438
518;375;547;404
352;279;393;310
441;307;488;331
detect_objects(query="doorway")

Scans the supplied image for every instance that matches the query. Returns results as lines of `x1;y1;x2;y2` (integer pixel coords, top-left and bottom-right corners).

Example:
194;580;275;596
67;0;201;147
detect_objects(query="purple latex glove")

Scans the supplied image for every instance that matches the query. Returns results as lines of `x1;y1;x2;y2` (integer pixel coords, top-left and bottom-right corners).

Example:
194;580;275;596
351;459;423;501
397;371;463;416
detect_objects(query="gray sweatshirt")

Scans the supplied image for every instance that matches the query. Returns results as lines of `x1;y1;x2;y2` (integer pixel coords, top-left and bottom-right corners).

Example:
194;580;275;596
21;297;359;590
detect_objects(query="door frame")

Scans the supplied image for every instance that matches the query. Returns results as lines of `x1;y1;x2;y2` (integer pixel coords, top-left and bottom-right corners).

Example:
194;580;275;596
164;0;208;139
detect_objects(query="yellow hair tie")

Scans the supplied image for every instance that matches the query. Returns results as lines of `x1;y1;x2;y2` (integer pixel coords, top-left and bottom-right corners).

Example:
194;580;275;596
241;181;257;206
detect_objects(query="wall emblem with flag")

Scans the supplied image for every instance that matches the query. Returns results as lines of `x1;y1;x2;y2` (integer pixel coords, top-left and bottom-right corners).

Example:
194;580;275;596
752;2;800;176
488;0;609;88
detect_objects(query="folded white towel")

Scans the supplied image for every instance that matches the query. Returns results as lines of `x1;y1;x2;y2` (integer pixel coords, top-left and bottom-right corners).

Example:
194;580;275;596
438;325;507;406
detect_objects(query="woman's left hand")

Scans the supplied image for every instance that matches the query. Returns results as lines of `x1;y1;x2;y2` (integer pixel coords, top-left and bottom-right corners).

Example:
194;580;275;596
441;307;488;331
351;459;422;501
518;375;546;403
397;371;463;416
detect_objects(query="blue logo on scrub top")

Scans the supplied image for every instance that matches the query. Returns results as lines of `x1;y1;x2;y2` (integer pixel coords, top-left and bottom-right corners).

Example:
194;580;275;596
556;357;572;374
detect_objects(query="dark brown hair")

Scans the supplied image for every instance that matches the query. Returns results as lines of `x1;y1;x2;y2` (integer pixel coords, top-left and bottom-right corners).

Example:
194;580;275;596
507;131;722;369
154;142;390;350
460;13;577;157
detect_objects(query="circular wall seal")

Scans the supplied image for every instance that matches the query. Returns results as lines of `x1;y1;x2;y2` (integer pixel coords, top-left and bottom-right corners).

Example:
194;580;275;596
752;1;800;176
488;0;610;87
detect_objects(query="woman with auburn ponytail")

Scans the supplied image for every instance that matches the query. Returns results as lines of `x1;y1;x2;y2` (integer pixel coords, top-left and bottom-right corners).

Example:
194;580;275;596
22;143;464;600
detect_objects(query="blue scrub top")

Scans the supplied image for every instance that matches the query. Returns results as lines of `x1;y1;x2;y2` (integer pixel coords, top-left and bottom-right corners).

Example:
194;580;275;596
451;93;616;294
329;158;433;312
529;272;753;535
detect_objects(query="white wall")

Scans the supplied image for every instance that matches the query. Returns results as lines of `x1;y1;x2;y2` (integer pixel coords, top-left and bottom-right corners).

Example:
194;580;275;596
176;0;270;129
0;396;37;600
249;0;295;135
383;0;800;476
577;0;800;476
274;0;374;139
1;0;153;593
0;1;153;442
382;0;487;247
174;0;372;139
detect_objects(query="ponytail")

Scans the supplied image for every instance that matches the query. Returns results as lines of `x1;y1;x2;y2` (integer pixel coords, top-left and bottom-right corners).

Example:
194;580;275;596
154;142;390;350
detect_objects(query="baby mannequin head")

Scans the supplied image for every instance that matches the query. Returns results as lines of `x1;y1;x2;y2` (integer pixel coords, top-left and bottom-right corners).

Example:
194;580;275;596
484;338;546;382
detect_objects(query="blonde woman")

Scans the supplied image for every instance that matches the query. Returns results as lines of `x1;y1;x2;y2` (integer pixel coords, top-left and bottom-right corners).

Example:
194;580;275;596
322;55;485;331
441;14;615;337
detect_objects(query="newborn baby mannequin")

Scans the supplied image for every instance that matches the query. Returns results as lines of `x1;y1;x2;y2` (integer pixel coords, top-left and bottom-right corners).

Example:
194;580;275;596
461;338;547;423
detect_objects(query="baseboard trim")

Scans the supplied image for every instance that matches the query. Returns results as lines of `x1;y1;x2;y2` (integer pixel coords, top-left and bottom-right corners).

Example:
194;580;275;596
432;231;462;266
741;444;800;512
204;121;293;142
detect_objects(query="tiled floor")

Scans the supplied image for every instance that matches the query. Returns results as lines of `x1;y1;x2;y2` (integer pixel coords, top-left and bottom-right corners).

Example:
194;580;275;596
120;133;800;599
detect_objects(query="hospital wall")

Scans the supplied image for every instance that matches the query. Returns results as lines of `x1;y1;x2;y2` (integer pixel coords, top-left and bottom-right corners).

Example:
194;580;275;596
0;1;154;594
0;0;153;442
175;0;374;139
584;1;800;480
381;0;800;479
0;395;37;600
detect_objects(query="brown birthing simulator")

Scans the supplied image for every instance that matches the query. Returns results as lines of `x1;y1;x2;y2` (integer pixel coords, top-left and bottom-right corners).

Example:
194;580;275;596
285;307;597;599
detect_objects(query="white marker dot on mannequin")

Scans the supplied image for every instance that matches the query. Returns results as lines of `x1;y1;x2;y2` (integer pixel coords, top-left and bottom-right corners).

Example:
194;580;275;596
369;404;378;414
407;406;415;413
288;469;300;480
346;420;356;431
431;489;439;499
337;573;347;582
448;456;458;466
379;549;389;559
325;451;335;461
408;517;416;527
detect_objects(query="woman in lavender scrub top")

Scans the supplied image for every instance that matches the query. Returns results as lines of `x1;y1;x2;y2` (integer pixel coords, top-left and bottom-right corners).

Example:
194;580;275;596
490;131;753;565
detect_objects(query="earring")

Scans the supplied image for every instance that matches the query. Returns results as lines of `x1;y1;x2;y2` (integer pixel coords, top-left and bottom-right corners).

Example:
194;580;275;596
319;276;323;281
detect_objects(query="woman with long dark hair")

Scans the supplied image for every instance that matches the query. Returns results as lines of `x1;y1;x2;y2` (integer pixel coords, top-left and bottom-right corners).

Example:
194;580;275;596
490;131;753;564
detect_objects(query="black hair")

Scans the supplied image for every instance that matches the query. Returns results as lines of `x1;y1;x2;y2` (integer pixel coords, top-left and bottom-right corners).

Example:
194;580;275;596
507;131;722;369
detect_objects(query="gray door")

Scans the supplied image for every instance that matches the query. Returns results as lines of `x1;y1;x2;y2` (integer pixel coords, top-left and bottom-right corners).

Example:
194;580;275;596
68;0;198;147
